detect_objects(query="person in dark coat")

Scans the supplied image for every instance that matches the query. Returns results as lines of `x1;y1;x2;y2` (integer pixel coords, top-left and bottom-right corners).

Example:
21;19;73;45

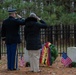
1;9;25;71
24;13;47;72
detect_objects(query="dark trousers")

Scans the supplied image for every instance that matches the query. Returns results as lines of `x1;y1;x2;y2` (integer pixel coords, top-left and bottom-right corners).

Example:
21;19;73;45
6;44;17;70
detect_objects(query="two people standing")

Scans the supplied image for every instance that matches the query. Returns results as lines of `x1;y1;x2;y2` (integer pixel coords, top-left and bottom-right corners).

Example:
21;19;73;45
1;9;47;72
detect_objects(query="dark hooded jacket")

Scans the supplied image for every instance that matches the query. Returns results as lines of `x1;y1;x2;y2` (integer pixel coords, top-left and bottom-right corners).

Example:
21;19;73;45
24;17;47;50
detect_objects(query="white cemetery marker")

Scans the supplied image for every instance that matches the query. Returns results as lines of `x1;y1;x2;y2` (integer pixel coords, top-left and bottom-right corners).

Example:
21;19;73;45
67;47;76;62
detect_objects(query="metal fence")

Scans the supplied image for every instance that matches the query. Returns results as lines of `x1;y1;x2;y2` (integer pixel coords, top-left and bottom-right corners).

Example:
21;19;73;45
0;25;76;59
0;25;1;59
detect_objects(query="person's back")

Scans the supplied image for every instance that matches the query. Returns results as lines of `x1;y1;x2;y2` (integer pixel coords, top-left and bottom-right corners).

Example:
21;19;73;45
2;16;24;44
24;13;47;72
24;16;47;50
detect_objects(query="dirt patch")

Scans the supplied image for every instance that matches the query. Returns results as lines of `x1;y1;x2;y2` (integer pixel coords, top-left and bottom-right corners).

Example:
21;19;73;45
0;56;76;75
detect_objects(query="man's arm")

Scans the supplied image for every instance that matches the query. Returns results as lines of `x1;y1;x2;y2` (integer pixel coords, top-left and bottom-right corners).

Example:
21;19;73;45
36;20;47;28
15;14;25;25
15;18;25;25
36;16;47;28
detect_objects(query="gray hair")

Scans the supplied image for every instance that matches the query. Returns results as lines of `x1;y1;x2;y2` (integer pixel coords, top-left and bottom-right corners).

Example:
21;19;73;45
29;13;37;18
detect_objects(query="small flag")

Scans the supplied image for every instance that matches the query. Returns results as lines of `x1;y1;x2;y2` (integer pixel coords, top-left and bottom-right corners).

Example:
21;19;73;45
20;55;25;67
61;52;72;67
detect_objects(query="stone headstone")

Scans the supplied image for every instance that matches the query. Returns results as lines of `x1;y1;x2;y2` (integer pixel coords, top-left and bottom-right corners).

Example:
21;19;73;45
67;47;76;62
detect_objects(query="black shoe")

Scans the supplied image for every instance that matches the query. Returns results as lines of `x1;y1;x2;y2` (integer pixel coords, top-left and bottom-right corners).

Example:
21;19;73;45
10;68;17;71
13;68;16;70
7;68;18;71
7;69;11;71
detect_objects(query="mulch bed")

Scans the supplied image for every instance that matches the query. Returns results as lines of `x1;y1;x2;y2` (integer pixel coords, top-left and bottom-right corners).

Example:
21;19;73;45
0;55;76;75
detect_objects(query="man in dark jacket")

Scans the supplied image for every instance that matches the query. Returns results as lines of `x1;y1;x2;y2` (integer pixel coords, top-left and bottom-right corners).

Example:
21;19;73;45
24;13;47;72
1;9;25;70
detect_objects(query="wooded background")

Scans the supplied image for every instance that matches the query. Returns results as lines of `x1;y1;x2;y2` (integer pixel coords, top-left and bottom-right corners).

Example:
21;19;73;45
0;0;76;25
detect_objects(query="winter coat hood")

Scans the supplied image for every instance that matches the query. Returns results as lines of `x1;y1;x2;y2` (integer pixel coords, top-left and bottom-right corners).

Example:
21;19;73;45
25;17;37;23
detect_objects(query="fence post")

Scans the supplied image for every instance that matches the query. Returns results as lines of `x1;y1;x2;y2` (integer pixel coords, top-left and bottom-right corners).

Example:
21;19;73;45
0;24;1;60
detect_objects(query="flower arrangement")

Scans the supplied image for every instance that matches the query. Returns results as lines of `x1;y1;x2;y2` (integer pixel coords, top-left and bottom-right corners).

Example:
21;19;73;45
40;42;58;66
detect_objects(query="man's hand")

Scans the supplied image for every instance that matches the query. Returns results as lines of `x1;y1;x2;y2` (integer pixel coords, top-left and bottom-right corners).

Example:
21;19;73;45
36;16;41;20
17;14;22;18
2;41;5;44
